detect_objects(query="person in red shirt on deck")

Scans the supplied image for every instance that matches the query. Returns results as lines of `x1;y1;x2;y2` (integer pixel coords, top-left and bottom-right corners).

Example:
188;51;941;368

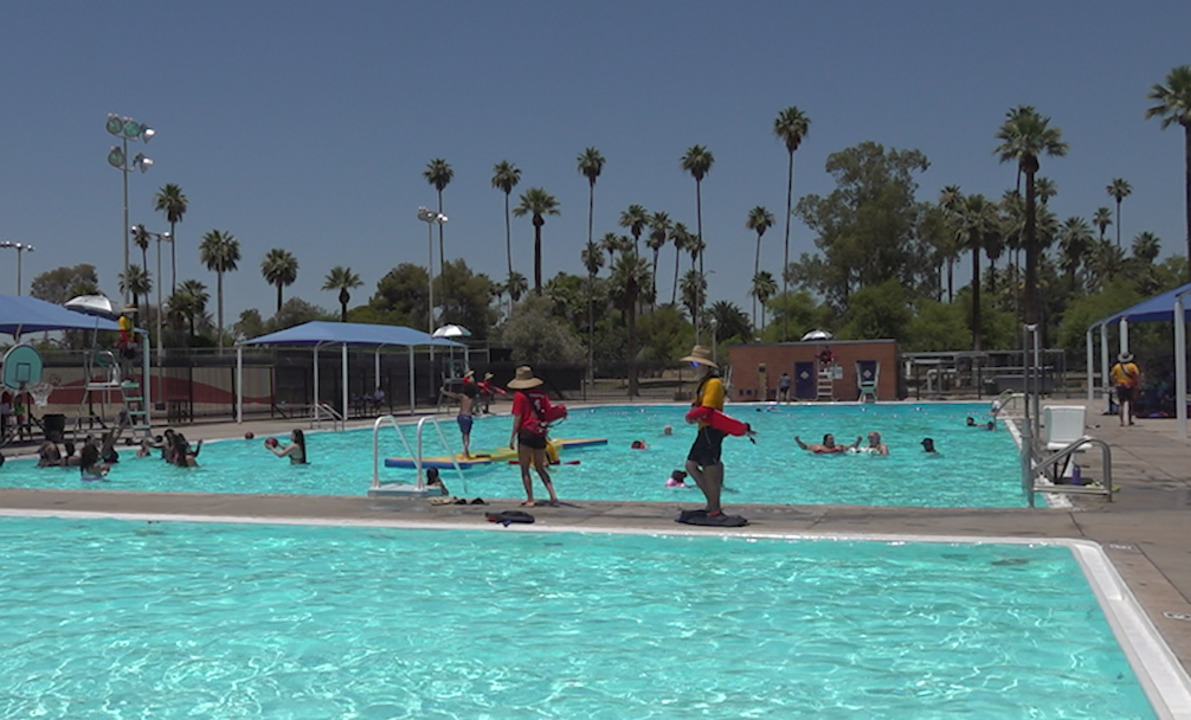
508;366;565;507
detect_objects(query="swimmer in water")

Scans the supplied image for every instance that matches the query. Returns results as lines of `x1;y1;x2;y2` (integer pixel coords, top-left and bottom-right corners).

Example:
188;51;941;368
860;431;889;456
665;470;690;488
921;437;938;454
795;433;860;454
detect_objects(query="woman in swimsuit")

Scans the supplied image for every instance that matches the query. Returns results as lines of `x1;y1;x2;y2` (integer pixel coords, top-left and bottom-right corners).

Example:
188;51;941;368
268;429;307;464
795;433;861;454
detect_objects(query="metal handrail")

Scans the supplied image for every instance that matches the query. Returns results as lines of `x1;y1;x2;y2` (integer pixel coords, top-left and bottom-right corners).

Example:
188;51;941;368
370;415;468;494
311;403;345;431
1031;436;1113;501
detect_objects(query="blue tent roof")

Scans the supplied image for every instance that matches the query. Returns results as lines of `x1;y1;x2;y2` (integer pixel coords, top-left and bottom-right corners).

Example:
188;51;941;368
0;294;123;335
239;321;466;348
1098;281;1191;326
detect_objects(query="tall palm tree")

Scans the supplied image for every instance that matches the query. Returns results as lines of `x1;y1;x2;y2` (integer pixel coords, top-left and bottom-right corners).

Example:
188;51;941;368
681;145;714;338
1146;65;1191;279
1132;231;1162;263
131;224;151;271
669;222;692;304
153;183;188;295
1058;217;1093;295
322;265;362;322
511;188;560;295
1106;178;1132;248
679;269;707;330
1034;177;1057;205
618;204;649;254
745;206;775;325
172;279;208;341
938;185;965;302
646;211;671;307
1093;206;1114;242
610;252;652;397
750;270;777;331
773;106;810;341
580;240;604;382
577;147;605;270
957;194;1000;351
491;160;521;278
994;105;1068;326
600;231;621;266
505;270;528;306
199;230;241;351
423;158;453;274
260;248;298;313
118;265;152;314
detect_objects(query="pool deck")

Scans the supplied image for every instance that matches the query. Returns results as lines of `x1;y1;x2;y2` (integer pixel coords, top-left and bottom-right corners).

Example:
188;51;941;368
2;399;1190;677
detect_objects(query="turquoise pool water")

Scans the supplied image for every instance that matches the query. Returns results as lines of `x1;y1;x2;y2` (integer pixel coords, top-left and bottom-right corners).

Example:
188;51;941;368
0;403;1024;507
0;517;1153;719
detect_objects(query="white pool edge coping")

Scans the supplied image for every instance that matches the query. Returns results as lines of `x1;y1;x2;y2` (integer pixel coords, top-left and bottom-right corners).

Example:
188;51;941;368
0;507;1187;719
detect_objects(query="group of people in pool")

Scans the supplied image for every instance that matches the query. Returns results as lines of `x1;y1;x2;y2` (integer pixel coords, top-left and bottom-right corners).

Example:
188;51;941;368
35;422;207;479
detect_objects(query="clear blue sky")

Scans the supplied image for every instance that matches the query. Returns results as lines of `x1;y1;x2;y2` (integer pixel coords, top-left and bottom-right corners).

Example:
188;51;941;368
1;1;1187;323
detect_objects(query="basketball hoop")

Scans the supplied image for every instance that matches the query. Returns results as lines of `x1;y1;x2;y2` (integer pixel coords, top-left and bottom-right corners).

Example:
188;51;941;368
27;383;55;408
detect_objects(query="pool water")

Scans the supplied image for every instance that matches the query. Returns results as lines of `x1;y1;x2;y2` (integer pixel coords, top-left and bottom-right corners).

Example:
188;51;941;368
0;403;1024;507
0;517;1154;719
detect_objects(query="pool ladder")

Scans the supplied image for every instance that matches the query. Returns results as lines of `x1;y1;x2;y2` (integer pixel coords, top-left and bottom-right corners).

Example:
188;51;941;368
371;415;467;494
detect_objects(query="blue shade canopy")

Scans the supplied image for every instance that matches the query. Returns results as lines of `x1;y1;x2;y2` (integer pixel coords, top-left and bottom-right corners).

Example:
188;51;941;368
0;294;123;335
239;321;466;348
1097;281;1191;326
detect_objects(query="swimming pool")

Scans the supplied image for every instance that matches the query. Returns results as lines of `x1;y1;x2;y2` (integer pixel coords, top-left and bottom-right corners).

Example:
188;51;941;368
0;403;1024;507
0;516;1163;719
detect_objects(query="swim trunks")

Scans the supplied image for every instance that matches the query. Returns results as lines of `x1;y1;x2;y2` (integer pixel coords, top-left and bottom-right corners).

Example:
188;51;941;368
457;413;473;434
687;426;725;467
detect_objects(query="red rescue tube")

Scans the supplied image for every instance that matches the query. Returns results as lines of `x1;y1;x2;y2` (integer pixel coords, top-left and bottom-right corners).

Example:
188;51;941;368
685;406;751;437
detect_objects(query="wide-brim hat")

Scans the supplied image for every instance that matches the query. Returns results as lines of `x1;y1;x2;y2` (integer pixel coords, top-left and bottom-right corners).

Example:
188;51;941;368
464;369;475;379
680;345;717;368
483;372;494;381
1118;352;1134;363
507;366;543;389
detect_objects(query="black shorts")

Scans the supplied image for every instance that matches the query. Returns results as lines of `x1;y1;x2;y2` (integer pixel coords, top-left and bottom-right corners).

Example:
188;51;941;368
518;429;548;450
687;426;726;467
1116;385;1134;403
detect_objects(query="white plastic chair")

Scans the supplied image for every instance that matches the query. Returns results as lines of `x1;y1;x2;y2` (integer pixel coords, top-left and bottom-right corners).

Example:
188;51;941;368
1043;406;1091;451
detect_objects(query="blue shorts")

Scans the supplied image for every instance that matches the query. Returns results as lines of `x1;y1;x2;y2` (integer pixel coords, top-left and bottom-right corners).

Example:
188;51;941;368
457;413;474;434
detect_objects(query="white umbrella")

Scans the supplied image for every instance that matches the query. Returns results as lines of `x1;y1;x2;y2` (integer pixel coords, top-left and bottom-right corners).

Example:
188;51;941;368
432;324;471;339
801;329;833;341
65;294;120;318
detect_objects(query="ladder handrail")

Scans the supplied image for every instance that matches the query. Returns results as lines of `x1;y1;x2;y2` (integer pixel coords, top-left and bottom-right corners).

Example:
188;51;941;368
311;403;345;431
1031;435;1113;501
371;415;468;494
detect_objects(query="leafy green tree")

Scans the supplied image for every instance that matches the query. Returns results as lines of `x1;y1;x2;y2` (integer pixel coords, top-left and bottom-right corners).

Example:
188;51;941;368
423;158;453;271
491;160;521;278
260;248;298;312
30;264;100;304
511;187;560;295
1145;65;1191;278
793;142;933;309
322;265;363;322
609;252;652;396
199;230;241;351
1106;178;1132;248
646;211;671;307
618;204;649;255
501;295;585;366
773;106;810;340
635;305;692;367
761;291;831;343
372;263;430;330
435;259;499;340
903;299;971;352
235;308;266;340
153;183;188;294
1056;280;1143;365
745;205;775;324
836;279;913;341
577;147;605;267
269;297;332;333
994;105;1068;326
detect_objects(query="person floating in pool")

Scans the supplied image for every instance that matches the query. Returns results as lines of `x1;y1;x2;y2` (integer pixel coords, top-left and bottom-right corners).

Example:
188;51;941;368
665;470;691;488
508;366;564;507
631;439;648;450
440;382;477;458
858;431;889;455
662;425;673;436
921;437;938;454
795;433;860;454
266;429;306;465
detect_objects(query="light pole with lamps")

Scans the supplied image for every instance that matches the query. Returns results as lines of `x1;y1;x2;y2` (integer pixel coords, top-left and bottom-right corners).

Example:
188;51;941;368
106;114;155;309
131;226;172;359
0;241;34;295
416;207;448;337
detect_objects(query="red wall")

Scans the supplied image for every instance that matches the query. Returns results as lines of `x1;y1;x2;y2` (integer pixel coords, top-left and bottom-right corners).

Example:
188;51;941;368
727;340;899;401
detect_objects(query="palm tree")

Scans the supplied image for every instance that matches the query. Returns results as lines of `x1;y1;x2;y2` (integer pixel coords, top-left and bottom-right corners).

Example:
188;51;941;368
153;183;188;295
131;224;151;271
681;145;714;339
322;265;362;322
609;252;652;397
118;265;152;314
745;206;775;325
1090;240;1126;290
580;239;604;380
199;230;241;351
511;188;560;295
646;211;671;307
1034;177;1057;205
260;248;298;313
994;105;1068;326
491;160;521;278
937;185;965;302
773;106;810;341
505;270;528;306
171;279;208;341
577;147;605;270
600;231;621;266
423;158;453;273
618;204;649;254
1093;206;1114;242
1106;178;1132;248
679;269;707;330
1058;217;1093;294
669;222;692;304
1146;65;1191;278
957;194;999;351
750;270;777;331
1132;231;1162;263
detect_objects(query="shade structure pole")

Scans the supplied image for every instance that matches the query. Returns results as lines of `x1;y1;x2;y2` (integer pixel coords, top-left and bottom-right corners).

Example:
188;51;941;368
374;350;381;401
408;347;416;415
1100;324;1111;415
341;344;348;423
141;331;152;429
236;345;243;423
314;345;320;424
1176;290;1189;439
1085;327;1095;404
1120;318;1130;358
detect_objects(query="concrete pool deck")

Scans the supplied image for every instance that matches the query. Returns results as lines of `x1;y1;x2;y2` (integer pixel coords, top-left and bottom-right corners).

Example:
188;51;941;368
1;398;1189;678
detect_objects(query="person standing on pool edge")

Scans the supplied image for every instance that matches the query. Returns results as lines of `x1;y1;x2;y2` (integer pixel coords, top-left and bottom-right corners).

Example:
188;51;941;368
508;366;565;507
683;345;730;518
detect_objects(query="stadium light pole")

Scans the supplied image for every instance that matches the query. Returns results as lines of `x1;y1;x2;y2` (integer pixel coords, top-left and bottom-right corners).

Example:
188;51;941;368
417;207;448;336
0;241;34;295
106;114;155;309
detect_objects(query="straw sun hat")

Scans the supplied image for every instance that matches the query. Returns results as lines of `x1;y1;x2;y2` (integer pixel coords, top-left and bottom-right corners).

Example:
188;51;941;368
507;366;543;389
680;345;717;368
1118;352;1134;363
